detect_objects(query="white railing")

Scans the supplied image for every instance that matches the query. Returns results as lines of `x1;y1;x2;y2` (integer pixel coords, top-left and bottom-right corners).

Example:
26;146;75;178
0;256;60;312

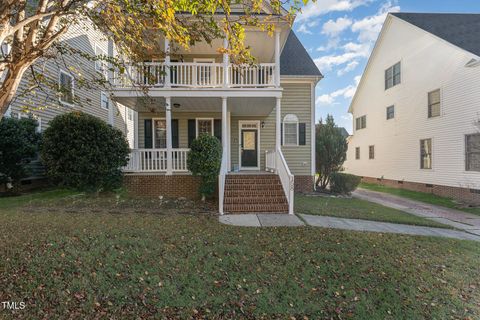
123;148;189;172
218;147;228;215
265;148;294;214
265;150;276;172
114;62;277;88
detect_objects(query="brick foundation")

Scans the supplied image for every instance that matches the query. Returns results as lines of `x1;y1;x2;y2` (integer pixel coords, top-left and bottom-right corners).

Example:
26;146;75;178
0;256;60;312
294;175;314;193
362;176;480;206
123;174;203;199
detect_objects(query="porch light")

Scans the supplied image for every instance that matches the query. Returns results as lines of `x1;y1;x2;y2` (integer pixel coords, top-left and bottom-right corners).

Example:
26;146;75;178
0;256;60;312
261;121;265;128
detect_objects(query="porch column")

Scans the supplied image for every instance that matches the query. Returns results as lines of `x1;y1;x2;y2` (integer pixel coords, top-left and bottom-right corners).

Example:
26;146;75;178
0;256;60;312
275;97;281;151
222;97;228;156
274;30;281;87
164;38;171;88
133;111;138;149
165;97;173;175
227;111;231;171
223;37;230;88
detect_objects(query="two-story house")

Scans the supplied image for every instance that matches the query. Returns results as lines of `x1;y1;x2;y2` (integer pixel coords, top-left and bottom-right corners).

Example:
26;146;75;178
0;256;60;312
344;13;480;205
112;7;323;214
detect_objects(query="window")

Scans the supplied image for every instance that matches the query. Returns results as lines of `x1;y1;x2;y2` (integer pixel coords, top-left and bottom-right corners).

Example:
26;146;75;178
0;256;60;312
196;118;213;137
355;115;367;130
355;147;360;160
283;114;299;146
386;105;395;120
100;92;110;110
153;119;166;148
59;70;74;105
466;133;480;172
428;89;441;118
95;44;108;79
369;145;375;159
385;62;401;90
420;139;432;169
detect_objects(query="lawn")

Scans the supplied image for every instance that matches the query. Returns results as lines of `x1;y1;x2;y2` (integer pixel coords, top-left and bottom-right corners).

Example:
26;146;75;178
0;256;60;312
360;183;480;216
295;194;450;228
1;190;479;319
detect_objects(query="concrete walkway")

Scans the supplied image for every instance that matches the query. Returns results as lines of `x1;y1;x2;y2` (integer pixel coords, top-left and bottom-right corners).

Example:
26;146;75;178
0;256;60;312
218;214;480;242
353;188;480;235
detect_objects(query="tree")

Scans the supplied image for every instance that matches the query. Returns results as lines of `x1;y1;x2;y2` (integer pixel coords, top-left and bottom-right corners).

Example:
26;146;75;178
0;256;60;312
315;115;348;190
1;0;306;119
187;134;222;201
0;116;41;190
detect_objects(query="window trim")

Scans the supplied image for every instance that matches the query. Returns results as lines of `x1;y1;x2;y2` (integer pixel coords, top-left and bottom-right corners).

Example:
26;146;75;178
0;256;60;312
152;117;167;149
385;61;401;90
465;133;480;172
420;138;433;170
427;89;441;118
355;115;367;131
100;91;110;110
355;147;360;160
386;105;395;120
369;145;375;160
95;43;108;79
195;118;214;138
283;114;299;146
58;70;74;106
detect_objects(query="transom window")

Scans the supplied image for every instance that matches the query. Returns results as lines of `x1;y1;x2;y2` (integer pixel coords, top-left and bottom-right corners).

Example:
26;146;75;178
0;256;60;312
355;115;367;130
385;62;401;90
283;114;299;146
196;118;213;137
386;105;395;120
428;89;441;118
153;119;167;148
59;70;74;105
420;139;432;169
466;133;480;172
100;92;110;110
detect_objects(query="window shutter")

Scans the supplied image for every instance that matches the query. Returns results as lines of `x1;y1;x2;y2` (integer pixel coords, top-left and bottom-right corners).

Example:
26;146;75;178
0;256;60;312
280;123;283;146
144;119;152;148
172;119;179;148
188;119;196;147
214;119;222;141
299;123;306;145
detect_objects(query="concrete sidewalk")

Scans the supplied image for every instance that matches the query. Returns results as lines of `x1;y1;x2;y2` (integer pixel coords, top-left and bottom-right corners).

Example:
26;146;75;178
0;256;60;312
353;188;480;235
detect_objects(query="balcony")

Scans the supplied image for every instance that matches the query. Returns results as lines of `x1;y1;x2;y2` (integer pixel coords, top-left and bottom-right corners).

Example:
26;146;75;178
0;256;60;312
113;62;277;89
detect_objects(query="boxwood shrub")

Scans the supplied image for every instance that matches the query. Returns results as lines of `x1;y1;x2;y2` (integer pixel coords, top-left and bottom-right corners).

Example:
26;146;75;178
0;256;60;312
329;172;361;194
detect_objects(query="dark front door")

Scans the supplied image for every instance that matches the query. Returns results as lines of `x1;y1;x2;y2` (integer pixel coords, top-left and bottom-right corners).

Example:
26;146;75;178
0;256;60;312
241;129;258;168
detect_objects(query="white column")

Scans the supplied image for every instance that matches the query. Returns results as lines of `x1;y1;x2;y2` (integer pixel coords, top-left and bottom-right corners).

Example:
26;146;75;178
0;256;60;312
222;97;228;154
164;38;171;88
275;97;281;151
165;97;173;175
274;30;281;87
133;111;138;149
227;111;231;171
223;38;230;88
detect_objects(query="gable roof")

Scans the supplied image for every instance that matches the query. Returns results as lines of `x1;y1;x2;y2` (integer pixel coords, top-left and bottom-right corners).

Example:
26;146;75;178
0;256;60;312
280;31;323;77
391;13;480;57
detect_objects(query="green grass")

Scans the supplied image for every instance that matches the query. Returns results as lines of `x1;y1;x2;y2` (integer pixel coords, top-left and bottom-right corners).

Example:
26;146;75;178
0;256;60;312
295;194;451;228
1;190;480;319
360;183;480;216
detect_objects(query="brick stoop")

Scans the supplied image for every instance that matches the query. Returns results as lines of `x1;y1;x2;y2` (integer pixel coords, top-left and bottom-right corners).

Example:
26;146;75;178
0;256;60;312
223;174;289;214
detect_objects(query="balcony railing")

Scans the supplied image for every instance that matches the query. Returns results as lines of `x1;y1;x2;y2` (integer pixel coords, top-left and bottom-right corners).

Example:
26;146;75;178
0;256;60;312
123;148;189;173
114;62;276;88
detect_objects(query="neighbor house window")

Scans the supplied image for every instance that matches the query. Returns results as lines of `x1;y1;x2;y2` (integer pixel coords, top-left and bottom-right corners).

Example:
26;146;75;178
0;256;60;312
355;115;367;130
153;119;167;148
386;105;395;120
466;133;480;172
100;92;110;110
428;89;441;118
369;145;375;159
385;62;401;90
355;147;360;160
95;44;108;79
283;114;299;146
59;70;74;105
196;118;213;137
420;139;432;169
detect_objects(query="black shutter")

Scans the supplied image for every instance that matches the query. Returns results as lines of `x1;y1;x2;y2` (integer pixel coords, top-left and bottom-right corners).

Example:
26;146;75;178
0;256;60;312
188;119;196;147
299;123;306;145
144;119;152;148
280;122;283;146
214;119;222;141
172;119;179;148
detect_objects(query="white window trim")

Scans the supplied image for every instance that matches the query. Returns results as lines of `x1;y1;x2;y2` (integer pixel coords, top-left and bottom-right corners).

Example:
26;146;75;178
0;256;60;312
427;88;442;119
100;91;110;110
196;118;214;138
152;117;166;149
420;138;433;170
95;44;108;78
238;120;261;170
58;70;74;107
282;114;299;147
385;61;401;90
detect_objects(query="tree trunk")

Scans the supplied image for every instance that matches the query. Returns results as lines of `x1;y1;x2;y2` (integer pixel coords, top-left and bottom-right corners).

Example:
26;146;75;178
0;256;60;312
0;63;30;120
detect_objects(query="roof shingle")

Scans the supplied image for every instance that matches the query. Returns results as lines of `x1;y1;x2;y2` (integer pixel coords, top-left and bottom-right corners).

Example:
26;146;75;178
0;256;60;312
280;31;323;77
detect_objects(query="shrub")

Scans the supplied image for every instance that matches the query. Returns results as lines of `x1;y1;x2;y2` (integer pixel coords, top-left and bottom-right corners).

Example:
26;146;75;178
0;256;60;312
0;117;41;190
41;112;130;191
187;134;222;200
329;172;361;194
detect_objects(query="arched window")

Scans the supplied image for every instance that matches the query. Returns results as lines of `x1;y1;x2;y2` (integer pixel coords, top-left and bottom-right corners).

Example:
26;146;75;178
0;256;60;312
283;114;299;146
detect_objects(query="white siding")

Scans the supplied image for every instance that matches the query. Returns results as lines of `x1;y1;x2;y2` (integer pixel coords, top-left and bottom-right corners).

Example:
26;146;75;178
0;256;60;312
344;16;480;190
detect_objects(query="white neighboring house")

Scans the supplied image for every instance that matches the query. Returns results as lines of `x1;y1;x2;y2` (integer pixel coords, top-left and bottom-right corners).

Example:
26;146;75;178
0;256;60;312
344;13;480;205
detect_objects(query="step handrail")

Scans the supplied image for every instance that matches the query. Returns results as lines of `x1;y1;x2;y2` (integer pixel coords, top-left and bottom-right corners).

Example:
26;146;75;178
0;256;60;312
218;147;228;214
275;147;294;214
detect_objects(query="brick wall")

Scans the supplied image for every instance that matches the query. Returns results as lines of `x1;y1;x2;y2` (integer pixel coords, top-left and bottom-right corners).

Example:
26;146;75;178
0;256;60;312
124;174;203;199
362;176;480;206
295;175;314;193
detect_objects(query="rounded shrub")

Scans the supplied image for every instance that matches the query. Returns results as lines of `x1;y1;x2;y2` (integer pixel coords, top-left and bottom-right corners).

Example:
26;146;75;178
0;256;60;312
41;112;130;191
329;172;361;195
187;134;222;200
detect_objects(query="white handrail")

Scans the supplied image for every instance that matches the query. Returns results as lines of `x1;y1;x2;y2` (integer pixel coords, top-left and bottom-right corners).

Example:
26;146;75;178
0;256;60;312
265;150;276;172
275;147;294;215
123;148;189;173
218;147;228;215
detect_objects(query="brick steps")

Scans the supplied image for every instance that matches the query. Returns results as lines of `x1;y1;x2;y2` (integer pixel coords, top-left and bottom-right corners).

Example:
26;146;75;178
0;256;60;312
223;174;288;214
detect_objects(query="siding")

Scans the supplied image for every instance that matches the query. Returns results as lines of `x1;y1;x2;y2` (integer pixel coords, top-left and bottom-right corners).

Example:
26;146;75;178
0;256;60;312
344;17;480;190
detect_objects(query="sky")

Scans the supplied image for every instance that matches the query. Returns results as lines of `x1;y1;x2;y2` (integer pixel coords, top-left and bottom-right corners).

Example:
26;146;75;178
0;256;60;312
293;0;480;133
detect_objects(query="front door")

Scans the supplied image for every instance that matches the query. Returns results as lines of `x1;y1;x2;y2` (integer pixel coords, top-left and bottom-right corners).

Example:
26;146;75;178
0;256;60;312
240;128;258;169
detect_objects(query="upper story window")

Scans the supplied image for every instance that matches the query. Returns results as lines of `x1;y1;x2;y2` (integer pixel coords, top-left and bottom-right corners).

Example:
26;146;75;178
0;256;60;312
355;147;360;160
466;133;480;172
385;62;401;90
386;105;395;120
428;89;441;118
59;70;74;105
100;92;110;110
355;115;366;130
196;118;213;137
283;114;299;146
420;139;432;169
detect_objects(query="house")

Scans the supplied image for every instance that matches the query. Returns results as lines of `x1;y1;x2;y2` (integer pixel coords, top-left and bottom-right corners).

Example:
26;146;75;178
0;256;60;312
111;6;323;214
344;13;480;205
